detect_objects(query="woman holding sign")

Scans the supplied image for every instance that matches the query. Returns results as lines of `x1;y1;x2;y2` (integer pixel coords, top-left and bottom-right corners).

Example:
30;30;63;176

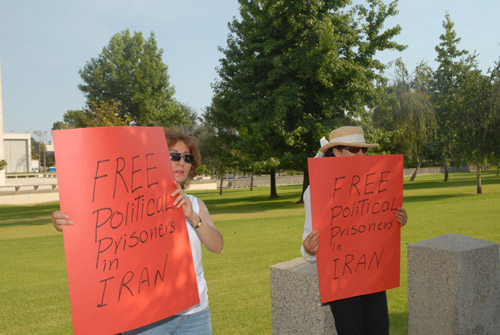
52;128;223;335
301;126;407;335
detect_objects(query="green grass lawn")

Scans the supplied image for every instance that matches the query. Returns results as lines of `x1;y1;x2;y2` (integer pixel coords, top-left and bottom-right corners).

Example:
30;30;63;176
1;170;499;334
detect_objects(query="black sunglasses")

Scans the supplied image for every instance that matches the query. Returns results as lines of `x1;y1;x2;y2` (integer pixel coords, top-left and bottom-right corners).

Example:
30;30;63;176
338;146;368;154
170;152;195;164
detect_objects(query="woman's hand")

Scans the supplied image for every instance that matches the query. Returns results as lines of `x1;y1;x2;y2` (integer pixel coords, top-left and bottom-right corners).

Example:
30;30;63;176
171;186;223;254
303;231;319;256
52;211;74;232
171;185;197;227
396;207;408;227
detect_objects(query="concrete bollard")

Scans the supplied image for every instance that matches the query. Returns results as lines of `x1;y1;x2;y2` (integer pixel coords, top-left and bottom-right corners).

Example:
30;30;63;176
408;233;500;335
271;257;337;335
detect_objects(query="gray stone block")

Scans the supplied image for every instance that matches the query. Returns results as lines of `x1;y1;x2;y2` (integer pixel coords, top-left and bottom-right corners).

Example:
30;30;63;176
271;257;337;335
408;234;500;335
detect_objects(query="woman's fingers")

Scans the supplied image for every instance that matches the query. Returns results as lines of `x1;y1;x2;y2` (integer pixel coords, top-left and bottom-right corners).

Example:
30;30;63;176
304;231;320;255
52;211;74;232
396;207;407;227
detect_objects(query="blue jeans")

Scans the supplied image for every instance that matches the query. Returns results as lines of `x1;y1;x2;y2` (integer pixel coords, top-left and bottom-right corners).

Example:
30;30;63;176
123;307;212;335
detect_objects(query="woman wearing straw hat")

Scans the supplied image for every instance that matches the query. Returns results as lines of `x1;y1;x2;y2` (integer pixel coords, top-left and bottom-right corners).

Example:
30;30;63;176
301;126;408;335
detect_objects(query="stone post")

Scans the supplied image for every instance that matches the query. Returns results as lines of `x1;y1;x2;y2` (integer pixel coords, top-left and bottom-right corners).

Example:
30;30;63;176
271;257;337;335
408;234;500;334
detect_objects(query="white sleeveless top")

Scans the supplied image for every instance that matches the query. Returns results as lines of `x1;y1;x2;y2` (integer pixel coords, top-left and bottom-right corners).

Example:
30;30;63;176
178;193;209;315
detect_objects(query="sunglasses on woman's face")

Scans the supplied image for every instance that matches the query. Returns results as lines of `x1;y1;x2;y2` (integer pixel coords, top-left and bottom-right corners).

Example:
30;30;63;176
339;146;368;154
170;152;195;164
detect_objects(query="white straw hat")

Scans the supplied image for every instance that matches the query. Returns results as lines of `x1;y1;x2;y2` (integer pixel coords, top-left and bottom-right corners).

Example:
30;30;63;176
319;126;378;153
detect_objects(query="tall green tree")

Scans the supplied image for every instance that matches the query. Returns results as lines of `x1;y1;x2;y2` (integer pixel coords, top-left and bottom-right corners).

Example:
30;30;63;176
212;0;404;200
78;29;188;127
453;55;497;194
431;13;468;181
490;61;500;175
175;103;201;136
52;100;132;129
82;100;133;127
52;110;87;130
373;59;436;180
198;106;239;195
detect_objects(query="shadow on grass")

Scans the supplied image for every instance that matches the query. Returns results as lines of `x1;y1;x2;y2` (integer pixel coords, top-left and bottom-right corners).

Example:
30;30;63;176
200;185;304;215
0;202;60;218
0;202;60;228
403;193;473;203
404;171;500;191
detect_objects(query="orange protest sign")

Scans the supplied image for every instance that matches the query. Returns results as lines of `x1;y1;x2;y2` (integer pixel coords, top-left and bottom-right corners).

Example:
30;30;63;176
53;127;199;335
308;154;403;303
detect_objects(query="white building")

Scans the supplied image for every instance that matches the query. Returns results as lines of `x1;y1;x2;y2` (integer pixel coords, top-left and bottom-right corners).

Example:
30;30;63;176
3;132;32;173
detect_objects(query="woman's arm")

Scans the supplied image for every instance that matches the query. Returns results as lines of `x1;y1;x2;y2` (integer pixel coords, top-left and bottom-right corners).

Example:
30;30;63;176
301;186;318;261
172;186;223;254
191;198;224;254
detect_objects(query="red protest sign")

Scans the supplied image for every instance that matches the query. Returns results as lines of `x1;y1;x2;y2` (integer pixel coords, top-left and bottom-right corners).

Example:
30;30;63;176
53;127;199;335
308;154;403;303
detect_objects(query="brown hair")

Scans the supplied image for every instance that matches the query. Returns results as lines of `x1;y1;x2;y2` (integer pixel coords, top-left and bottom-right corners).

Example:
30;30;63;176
164;128;201;188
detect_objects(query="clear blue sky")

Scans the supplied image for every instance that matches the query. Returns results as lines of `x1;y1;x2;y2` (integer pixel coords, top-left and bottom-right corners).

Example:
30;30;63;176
1;0;499;141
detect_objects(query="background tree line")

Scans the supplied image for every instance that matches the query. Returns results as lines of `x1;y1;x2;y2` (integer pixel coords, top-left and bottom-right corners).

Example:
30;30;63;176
52;1;500;197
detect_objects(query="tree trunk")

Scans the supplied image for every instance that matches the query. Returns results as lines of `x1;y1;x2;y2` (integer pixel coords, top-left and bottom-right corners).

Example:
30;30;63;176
409;160;420;182
296;168;309;204
250;173;254;191
476;164;482;194
270;169;278;198
219;175;224;195
497;165;499;176
443;159;449;182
